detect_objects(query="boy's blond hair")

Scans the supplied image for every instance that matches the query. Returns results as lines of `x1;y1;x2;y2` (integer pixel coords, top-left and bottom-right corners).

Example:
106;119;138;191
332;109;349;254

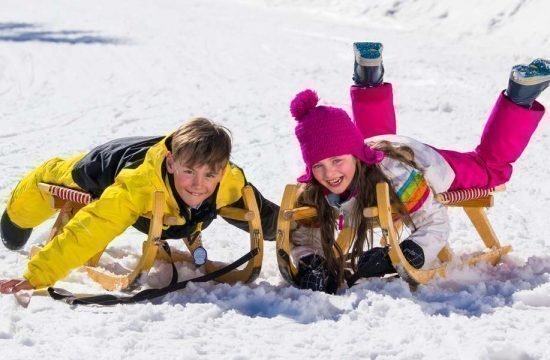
171;117;232;171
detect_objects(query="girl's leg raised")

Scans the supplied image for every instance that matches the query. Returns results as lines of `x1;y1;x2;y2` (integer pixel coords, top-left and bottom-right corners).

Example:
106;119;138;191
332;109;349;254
350;42;397;138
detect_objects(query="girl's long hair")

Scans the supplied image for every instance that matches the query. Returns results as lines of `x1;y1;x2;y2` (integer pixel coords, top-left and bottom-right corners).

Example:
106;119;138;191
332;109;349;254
297;141;418;284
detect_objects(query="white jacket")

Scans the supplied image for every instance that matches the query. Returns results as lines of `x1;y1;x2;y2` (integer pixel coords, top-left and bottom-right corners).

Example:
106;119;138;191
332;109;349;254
291;135;456;270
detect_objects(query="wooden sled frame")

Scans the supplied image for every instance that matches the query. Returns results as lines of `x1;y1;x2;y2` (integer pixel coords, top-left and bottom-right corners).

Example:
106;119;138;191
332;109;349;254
276;182;511;287
276;185;356;286
32;183;264;291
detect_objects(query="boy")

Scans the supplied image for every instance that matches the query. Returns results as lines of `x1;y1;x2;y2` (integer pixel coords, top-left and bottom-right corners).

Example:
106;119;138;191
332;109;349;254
0;117;279;292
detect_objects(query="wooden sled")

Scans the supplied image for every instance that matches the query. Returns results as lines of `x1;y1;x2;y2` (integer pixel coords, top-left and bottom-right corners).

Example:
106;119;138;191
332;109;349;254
31;183;264;291
276;184;356;286
276;182;510;287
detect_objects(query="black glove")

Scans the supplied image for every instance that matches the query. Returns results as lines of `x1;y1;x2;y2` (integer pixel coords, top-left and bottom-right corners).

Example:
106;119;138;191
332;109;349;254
347;240;425;287
400;240;425;269
357;247;396;278
297;255;337;294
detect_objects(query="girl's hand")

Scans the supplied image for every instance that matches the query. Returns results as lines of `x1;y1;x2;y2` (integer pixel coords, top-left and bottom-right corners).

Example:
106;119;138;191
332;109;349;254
0;279;33;294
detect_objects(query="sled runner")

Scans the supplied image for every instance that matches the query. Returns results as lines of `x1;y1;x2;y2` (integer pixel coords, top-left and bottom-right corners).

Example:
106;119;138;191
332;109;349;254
30;183;264;291
276;182;510;287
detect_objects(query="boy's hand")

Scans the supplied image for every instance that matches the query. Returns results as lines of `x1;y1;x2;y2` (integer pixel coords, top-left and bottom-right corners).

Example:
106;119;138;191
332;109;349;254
0;279;33;293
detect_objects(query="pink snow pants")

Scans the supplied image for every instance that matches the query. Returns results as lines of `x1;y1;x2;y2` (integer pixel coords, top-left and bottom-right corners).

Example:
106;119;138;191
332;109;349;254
351;83;546;190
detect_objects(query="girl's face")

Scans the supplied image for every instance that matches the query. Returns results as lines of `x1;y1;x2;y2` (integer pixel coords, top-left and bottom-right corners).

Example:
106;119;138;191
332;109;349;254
311;155;357;194
166;153;225;208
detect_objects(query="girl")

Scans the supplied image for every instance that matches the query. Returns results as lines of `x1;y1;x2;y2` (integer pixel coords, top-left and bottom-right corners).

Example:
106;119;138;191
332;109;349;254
289;42;548;293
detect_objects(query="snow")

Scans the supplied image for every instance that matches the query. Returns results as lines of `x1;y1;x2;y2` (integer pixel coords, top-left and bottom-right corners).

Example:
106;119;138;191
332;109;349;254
1;0;550;358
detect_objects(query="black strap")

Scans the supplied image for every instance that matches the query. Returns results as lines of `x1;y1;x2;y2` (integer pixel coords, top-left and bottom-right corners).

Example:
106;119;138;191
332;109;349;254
47;244;259;306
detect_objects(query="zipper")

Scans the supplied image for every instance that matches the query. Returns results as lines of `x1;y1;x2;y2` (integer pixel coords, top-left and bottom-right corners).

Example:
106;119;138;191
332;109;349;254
337;206;344;230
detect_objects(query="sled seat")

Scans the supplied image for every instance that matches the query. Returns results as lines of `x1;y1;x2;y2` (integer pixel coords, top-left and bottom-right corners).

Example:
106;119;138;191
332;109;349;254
276;183;510;287
31;183;264;291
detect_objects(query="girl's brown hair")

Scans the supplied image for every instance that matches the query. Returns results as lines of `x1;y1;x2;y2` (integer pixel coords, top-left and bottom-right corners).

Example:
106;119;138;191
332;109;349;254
297;142;418;285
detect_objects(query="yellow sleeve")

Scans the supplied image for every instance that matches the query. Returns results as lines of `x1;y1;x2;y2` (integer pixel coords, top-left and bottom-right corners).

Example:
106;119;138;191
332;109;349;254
23;182;145;289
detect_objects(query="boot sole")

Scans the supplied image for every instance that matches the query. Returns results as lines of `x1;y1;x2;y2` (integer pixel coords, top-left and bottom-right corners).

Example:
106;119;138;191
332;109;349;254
510;73;550;86
511;60;550;86
354;42;383;67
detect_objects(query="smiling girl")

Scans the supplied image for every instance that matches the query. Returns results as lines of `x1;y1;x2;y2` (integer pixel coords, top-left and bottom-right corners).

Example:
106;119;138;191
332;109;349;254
288;42;548;293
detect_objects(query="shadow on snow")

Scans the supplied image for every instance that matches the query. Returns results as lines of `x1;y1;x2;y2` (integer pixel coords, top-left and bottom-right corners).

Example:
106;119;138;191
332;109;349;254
0;22;129;45
143;255;550;323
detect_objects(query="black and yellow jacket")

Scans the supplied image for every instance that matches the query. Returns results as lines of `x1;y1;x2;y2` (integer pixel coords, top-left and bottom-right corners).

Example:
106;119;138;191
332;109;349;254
21;135;278;288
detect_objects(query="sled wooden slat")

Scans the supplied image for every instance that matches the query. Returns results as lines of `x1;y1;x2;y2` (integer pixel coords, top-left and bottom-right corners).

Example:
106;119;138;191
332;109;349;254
283;207;318;221
142;212;179;226
444;196;493;208
363;207;379;218
218;207;255;222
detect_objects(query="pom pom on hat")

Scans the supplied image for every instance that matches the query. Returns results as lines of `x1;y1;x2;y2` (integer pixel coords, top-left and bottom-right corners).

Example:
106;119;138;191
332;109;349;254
290;89;319;121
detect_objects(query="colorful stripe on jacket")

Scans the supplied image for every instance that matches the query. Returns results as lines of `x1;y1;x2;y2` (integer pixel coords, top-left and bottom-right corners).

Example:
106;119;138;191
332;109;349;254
396;170;430;213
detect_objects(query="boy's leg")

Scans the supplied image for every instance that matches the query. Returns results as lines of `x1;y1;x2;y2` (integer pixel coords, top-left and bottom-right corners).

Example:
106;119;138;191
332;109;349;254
351;42;397;138
2;166;56;250
2;155;83;250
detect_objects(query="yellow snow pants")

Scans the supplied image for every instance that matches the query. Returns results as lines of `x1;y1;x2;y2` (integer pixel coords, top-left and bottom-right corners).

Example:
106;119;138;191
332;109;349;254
5;154;85;229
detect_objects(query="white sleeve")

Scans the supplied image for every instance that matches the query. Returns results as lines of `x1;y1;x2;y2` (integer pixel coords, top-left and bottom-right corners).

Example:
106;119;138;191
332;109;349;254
290;222;325;261
376;156;451;269
367;134;455;193
405;200;450;269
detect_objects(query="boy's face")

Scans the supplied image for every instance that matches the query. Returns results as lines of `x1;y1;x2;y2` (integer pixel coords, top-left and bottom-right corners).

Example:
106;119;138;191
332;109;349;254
311;154;357;195
166;153;225;208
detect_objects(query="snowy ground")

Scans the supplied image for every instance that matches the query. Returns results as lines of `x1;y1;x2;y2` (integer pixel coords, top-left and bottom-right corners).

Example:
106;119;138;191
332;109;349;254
1;0;550;359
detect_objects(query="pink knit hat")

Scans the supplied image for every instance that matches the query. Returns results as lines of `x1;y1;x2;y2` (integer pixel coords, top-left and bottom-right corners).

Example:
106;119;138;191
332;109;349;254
291;89;384;183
